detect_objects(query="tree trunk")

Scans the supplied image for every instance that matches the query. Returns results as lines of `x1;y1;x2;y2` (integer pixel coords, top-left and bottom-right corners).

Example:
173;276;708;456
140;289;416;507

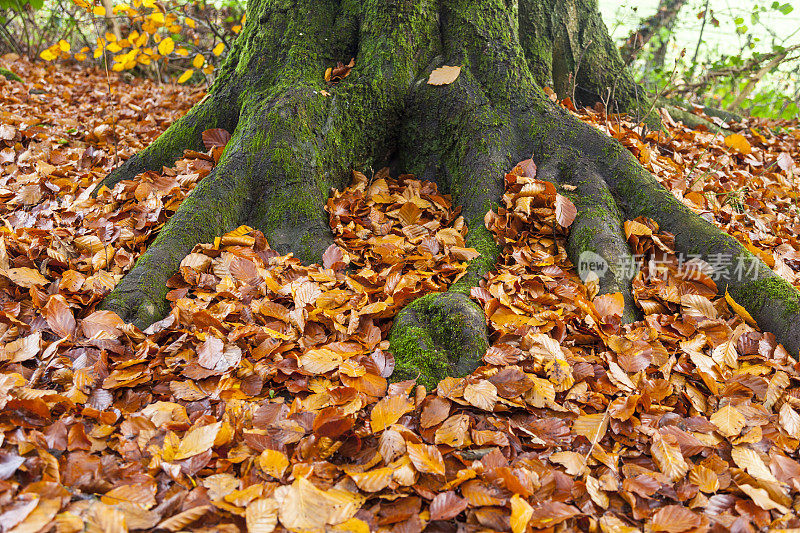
619;0;687;65
99;0;800;388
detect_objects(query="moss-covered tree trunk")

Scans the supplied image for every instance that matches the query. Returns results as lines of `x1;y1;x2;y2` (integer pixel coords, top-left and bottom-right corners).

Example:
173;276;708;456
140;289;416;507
100;0;800;388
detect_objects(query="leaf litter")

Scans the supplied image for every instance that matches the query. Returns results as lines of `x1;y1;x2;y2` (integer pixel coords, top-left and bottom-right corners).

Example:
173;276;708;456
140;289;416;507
2;55;800;532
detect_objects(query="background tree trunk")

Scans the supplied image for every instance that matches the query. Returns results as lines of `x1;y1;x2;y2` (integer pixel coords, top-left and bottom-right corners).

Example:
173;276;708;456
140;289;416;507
99;0;800;386
619;0;688;65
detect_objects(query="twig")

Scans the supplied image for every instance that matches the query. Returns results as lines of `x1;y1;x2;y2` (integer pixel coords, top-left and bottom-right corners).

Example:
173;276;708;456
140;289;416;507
636;52;683;133
690;0;710;69
581;398;614;472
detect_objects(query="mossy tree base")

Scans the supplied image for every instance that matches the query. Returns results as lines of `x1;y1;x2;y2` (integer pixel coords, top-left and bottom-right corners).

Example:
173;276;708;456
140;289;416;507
100;0;800;384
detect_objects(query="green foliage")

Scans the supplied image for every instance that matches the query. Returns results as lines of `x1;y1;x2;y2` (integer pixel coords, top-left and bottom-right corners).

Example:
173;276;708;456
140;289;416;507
0;0;44;11
617;0;800;120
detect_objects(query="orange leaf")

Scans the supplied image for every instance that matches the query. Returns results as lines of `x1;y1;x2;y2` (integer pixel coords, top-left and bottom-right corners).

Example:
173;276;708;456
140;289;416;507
371;395;413;432
42;294;76;339
406;442;445;476
724;133;751;154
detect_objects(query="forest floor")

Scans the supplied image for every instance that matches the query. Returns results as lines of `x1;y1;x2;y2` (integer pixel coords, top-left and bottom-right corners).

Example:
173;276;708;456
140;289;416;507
2;55;800;533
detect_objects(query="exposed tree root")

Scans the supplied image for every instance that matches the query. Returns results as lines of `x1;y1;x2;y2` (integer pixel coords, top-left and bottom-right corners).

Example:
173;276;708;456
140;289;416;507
100;0;800;381
389;292;489;389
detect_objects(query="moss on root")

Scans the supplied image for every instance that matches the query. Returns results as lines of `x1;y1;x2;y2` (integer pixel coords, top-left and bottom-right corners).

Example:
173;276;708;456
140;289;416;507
450;222;501;294
0;68;21;82
733;275;800;318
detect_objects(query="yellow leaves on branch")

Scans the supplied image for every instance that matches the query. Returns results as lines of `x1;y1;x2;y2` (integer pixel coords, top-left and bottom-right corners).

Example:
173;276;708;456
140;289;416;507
157;37;175;56
40;0;230;80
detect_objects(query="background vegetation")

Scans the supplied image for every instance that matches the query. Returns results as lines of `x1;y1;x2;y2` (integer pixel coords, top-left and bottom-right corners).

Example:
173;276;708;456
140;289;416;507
2;0;798;118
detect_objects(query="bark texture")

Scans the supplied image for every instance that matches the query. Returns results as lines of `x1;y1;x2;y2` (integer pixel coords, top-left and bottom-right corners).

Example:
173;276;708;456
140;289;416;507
100;0;800;386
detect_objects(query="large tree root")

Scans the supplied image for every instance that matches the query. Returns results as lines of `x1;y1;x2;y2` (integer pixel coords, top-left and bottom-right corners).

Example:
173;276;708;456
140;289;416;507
101;0;800;382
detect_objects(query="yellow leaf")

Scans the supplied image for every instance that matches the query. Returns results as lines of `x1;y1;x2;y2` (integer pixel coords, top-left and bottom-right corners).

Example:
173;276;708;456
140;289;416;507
299;347;342;374
185;18;196;28
689;465;719;493
724;287;756;326
39;48;58;61
58;39;70;52
178;69;194;84
406;442;445;476
624;219;652;239
510;494;533;533
274;478;364;530
739;484;789;514
724;133;752;154
246;498;278;533
549;451;588;476
258;449;289;479
105;32;116;42
710;403;746;438
651;433;690;482
730;446;779;484
434;414;471;447
192;53;204;68
428;65;461;86
158;37;174;56
213;42;225;56
347;467;393;492
463;380;498;411
150;11;165;24
371;395;413;432
573;413;608;443
92;5;106;16
174;421;221;460
157;505;211;532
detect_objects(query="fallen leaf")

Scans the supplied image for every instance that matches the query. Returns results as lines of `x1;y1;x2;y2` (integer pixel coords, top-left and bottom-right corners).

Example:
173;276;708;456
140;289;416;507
428;65;461;86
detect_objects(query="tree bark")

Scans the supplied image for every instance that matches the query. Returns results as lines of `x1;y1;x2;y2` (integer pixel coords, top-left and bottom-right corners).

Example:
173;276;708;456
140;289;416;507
99;0;800;388
619;0;687;65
